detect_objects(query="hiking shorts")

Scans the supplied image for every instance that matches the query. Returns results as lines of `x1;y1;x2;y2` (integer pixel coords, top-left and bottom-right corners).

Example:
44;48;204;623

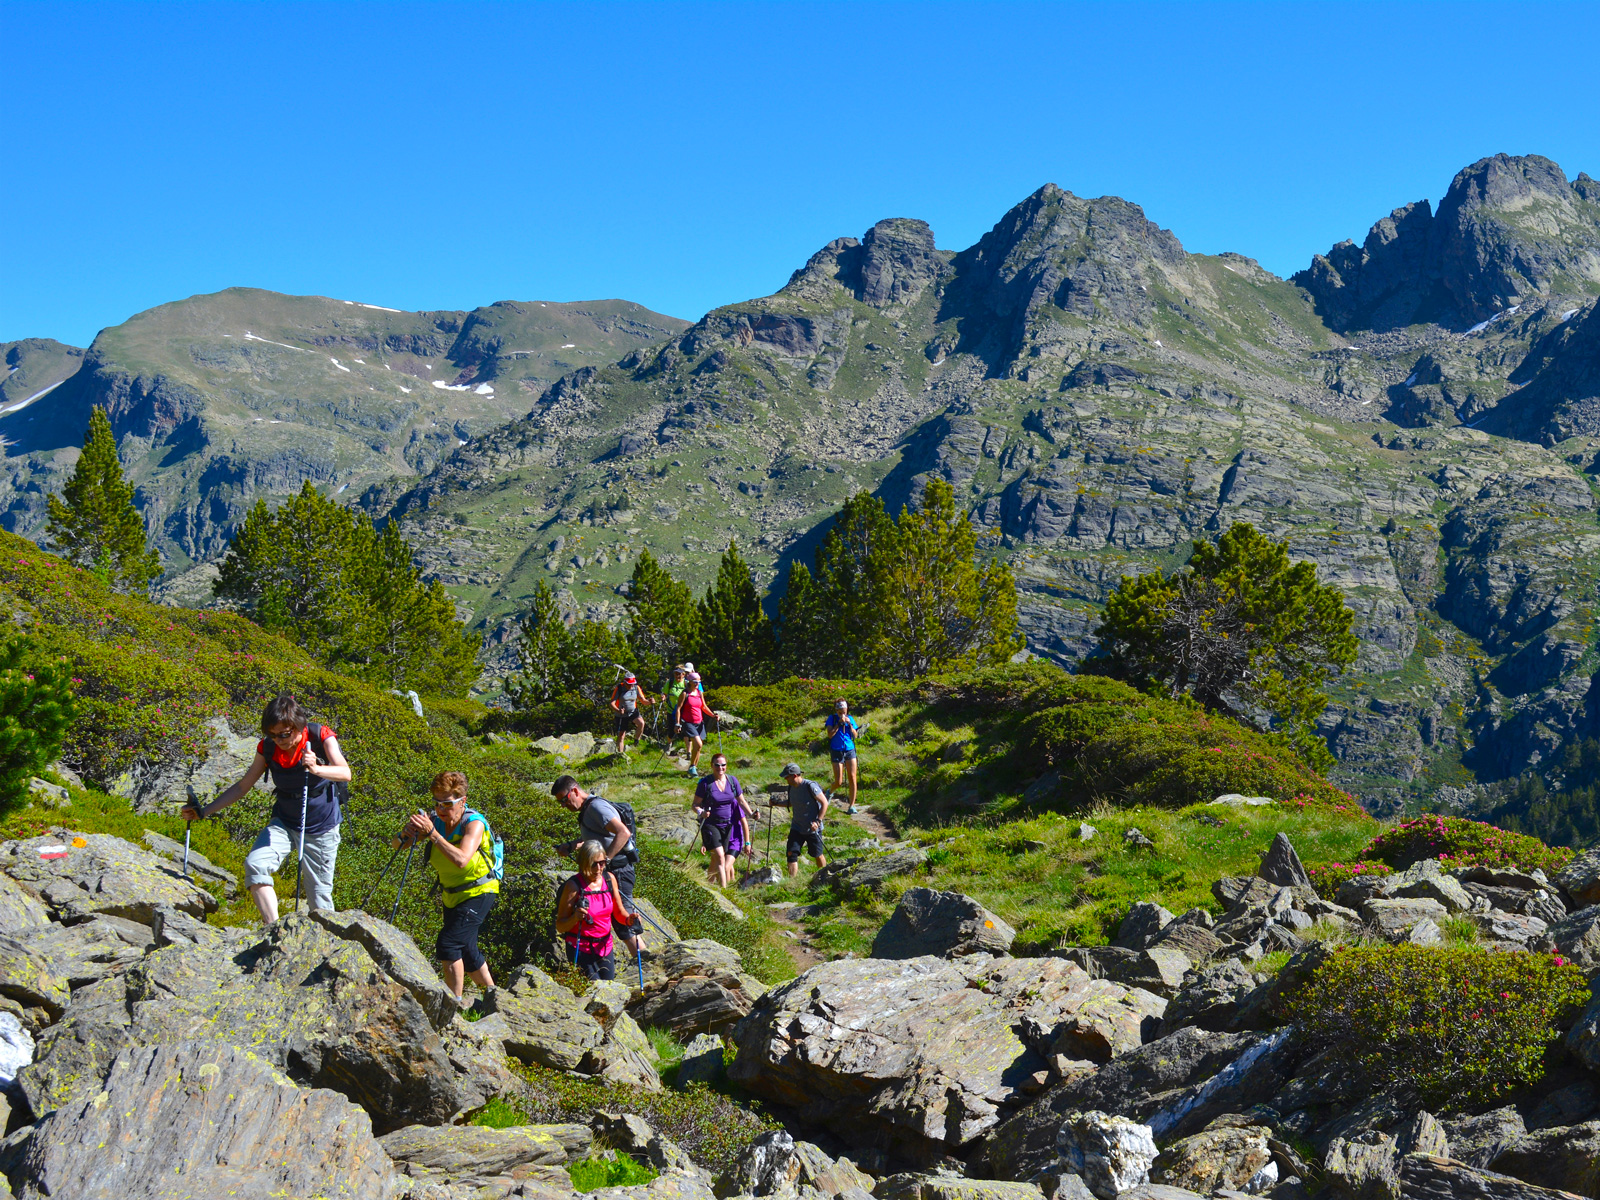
570;944;615;981
786;828;825;863
701;821;735;854
614;710;641;734
831;749;857;765
246;819;340;911
681;721;705;741
436;891;497;972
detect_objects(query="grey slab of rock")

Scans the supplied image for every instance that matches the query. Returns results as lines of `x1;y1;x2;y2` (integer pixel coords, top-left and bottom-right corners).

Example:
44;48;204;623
1549;905;1600;974
380;1122;591;1177
718;1127;801;1196
439;1011;523;1113
0;830;217;923
1113;1187;1207;1200
1323;1130;1399;1200
312;907;460;1030
811;846;928;893
1407;917;1445;946
1490;1120;1600;1196
1147;922;1223;965
739;865;785;888
676;1032;724;1090
1;1040;399;1200
1151;1122;1271;1195
1397;1154;1587;1199
0;874;49;938
1443;1108;1528;1171
1058;1110;1158;1200
1210;795;1275;807
592;1110;698;1175
1472;911;1551;948
879;1174;1047;1200
19;912;474;1132
630;938;766;1036
533;731;597;759
1556;849;1600;908
793;1140;874;1197
1078;823;1098;842
1455;864;1551;890
141;828;238;897
150;903;235;949
1257;834;1311;889
731;955;1139;1157
483;965;605;1071
871;887;1016;959
1114;903;1174;951
0;935;68;1018
1397;872;1474;913
1360;896;1449;941
1063;947;1191;999
8;918;143;989
1159;961;1263;1034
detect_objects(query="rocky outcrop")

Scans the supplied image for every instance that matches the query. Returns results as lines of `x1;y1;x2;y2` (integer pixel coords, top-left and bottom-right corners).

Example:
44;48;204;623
871;888;1016;959
730;955;1164;1161
0;830;217;924
379;1121;591;1191
629;939;767;1036
811;846;928;894
0;1040;400;1200
1397;1154;1587;1199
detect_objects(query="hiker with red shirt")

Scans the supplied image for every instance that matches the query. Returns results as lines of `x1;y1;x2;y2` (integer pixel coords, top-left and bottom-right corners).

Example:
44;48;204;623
180;694;351;923
678;670;708;777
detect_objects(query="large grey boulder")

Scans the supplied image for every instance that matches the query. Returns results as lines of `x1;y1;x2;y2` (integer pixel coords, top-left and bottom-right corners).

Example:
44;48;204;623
1323;1130;1400;1200
630;938;767;1035
1548;906;1600;974
1360;897;1449;941
1257;834;1311;889
380;1121;591;1188
871;888;1016;959
716;1128;800;1196
482;964;605;1070
793;1140;874;1197
1397;1154;1587;1199
811;846;928;893
533;731;596;759
1056;1110;1158;1200
730;955;1160;1159
1159;961;1263;1034
592;1110;701;1177
19;912;472;1132
311;908;459;1029
675;1032;725;1090
878;1173;1046;1200
0;935;69;1018
1556;848;1600;908
1152;1121;1273;1195
1113;903;1174;951
0;830;217;923
1491;1121;1600;1197
0;1041;400;1200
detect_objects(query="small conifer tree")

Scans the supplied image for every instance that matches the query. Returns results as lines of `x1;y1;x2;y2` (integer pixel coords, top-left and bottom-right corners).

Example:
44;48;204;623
0;631;76;812
45;406;160;592
697;543;775;684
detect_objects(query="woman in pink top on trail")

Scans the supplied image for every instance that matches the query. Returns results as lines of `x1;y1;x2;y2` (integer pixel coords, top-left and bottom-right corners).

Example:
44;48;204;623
678;671;708;777
554;840;636;980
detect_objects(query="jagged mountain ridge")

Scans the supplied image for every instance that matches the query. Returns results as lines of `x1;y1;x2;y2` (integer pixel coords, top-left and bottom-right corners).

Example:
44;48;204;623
0;289;689;586
381;155;1600;816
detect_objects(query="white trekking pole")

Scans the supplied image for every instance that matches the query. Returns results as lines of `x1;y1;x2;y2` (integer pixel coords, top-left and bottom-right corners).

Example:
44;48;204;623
294;782;308;913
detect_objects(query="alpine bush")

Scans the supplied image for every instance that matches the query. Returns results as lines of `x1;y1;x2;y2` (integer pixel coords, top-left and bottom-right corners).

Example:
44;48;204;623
1359;815;1573;874
0;631;76;811
1286;945;1588;1106
1305;860;1392;901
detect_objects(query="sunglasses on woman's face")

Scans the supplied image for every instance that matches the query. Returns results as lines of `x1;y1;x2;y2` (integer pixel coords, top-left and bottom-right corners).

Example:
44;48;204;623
268;727;299;742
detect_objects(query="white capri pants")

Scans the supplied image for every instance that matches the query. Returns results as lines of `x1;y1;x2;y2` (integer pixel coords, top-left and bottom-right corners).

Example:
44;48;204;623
245;819;341;911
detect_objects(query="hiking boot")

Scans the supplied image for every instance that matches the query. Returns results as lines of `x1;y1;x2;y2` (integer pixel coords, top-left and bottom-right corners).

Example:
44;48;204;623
688;765;698;777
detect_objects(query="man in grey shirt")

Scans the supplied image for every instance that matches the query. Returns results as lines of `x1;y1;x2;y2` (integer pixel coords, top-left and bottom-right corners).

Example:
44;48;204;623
552;775;644;955
773;763;829;878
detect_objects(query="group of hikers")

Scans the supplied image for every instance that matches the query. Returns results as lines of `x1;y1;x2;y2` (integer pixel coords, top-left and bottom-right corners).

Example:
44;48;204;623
608;662;717;776
178;684;867;998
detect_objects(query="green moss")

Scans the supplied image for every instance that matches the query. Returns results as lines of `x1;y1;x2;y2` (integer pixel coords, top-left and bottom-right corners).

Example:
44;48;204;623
569;1152;657;1191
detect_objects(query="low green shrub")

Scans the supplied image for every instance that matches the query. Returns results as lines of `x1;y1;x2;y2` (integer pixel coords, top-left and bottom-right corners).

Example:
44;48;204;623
568;1153;656;1192
1286;945;1588;1106
511;1063;779;1177
0;632;76;812
469;1096;530;1129
1359;815;1574;874
706;678;908;735
1305;861;1393;900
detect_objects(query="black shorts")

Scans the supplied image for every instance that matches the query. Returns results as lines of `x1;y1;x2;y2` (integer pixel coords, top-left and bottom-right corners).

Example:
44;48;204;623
831;749;857;765
701;821;734;853
614;710;641;733
569;944;615;981
436;890;497;972
786;828;825;863
681;721;705;740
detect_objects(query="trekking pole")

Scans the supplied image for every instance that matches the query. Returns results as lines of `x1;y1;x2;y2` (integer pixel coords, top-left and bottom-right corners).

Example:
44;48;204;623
360;843;405;910
294;782;308;914
766;798;774;863
389;839;417;924
182;819;193;880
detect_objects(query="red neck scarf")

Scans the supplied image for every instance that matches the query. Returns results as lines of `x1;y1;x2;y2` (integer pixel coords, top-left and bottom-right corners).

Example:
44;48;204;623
269;727;309;769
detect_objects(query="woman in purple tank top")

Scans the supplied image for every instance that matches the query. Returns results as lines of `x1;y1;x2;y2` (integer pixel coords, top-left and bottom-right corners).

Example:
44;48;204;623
693;753;753;887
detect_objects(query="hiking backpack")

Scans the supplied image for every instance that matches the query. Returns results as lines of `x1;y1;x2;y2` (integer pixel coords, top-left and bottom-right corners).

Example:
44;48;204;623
579;795;638;860
428;808;505;884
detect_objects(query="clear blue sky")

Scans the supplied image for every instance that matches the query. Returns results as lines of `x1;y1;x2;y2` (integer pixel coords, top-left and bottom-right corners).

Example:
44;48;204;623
4;1;1596;347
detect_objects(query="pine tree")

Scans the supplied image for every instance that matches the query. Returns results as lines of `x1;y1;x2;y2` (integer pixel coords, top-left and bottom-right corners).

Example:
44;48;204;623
0;632;76;813
625;550;699;686
867;478;1023;679
214;482;481;696
775;561;826;677
697;543;775;684
779;491;895;678
45;406;160;592
507;580;573;705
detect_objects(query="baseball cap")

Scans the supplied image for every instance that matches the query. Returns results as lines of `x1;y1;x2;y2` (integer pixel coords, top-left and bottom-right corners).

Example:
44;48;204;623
835;700;848;709
780;763;802;778
682;661;695;672
625;674;636;683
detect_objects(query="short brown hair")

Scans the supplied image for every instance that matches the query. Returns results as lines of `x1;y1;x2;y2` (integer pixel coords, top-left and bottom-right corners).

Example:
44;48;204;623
431;771;468;798
260;694;307;736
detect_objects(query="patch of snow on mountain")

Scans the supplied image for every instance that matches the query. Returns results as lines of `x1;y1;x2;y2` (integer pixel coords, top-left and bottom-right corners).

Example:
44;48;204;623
432;380;470;392
330;358;351;372
244;332;306;353
1;379;64;414
1563;309;1580;321
473;383;494;395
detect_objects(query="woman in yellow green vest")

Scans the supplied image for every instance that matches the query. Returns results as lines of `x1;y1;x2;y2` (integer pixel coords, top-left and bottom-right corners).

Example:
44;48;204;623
398;770;500;1003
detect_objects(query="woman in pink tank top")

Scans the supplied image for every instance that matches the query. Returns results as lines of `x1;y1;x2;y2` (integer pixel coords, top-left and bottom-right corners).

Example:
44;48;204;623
555;839;634;980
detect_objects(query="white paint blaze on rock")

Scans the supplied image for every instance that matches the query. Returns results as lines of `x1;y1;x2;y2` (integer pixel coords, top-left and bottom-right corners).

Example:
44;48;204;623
1056;1110;1158;1200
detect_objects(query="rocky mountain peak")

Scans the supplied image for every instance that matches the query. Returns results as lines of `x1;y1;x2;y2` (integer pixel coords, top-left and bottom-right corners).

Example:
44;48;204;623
783;218;944;308
1297;152;1600;333
947;183;1187;364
